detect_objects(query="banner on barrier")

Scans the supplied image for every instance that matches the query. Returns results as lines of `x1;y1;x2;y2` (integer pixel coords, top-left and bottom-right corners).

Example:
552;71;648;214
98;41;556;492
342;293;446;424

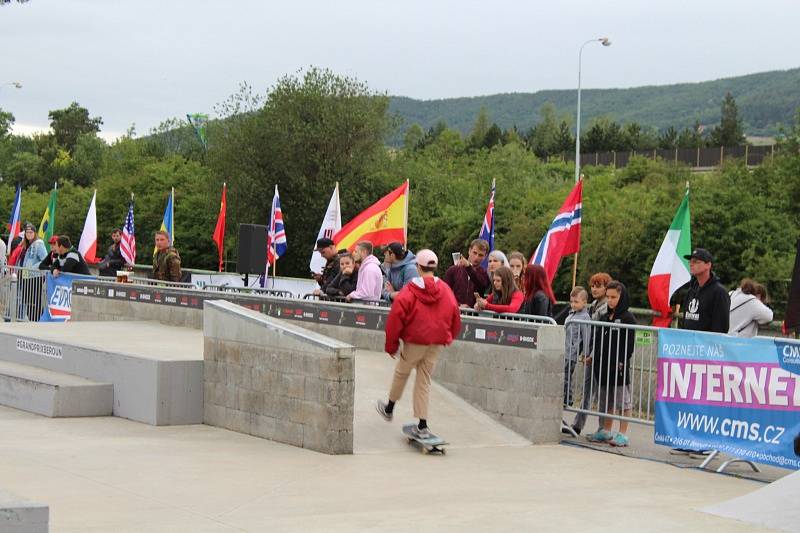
40;273;96;322
655;329;800;470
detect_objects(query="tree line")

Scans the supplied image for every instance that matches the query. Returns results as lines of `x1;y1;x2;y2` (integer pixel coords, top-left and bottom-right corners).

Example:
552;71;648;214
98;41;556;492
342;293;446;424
0;68;798;313
404;92;748;159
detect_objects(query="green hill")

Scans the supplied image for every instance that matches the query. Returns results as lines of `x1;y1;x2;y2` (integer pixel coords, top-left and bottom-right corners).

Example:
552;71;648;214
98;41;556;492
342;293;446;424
388;67;800;141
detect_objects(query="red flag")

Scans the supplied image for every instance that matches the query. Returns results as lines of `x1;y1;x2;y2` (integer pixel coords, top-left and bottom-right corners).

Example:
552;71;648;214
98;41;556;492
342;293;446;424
212;183;226;272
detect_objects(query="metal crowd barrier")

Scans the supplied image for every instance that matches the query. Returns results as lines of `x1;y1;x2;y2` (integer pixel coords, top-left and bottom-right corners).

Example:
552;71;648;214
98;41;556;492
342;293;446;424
562;318;659;435
1;265;102;323
302;292;558;323
204;284;295;299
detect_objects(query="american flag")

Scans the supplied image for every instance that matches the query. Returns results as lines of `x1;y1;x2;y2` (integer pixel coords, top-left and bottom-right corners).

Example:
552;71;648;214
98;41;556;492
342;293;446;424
266;185;287;265
120;201;136;265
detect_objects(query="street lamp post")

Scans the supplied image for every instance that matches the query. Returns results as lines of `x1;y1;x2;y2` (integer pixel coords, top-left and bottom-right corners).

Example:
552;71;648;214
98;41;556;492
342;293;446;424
575;38;610;182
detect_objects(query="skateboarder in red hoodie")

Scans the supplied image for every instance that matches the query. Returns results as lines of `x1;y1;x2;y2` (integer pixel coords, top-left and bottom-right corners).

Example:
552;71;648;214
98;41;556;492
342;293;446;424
376;249;462;439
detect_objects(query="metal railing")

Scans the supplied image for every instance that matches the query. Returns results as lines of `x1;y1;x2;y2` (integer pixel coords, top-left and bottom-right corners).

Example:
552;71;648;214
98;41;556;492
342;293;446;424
205;284;295;299
562;319;659;434
0;265;101;322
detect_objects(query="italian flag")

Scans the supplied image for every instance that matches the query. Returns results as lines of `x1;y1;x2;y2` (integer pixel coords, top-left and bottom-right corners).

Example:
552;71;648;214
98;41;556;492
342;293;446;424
648;189;691;327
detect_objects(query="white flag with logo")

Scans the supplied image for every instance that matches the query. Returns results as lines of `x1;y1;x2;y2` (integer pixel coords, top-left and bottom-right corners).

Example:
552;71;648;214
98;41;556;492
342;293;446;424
309;183;342;274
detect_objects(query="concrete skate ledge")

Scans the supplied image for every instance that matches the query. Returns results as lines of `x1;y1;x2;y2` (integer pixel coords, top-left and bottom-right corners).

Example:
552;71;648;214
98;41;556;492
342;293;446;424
203;300;353;358
0;488;48;533
204;301;355;454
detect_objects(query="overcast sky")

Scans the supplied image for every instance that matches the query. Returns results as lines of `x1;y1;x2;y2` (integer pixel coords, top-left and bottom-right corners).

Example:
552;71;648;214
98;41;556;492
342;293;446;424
1;0;797;140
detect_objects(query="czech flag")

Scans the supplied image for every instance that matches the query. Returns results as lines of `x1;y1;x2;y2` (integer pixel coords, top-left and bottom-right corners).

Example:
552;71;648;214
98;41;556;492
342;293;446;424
6;184;21;254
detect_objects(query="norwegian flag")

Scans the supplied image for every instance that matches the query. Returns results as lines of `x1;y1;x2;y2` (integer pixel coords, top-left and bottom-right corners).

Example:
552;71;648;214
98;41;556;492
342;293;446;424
120;200;136;266
266;185;287;266
478;179;495;268
530;180;583;282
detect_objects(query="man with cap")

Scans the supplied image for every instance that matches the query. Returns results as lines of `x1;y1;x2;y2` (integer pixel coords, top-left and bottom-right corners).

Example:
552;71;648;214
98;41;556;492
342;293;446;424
312;237;339;295
672;248;731;456
679;248;730;333
381;241;417;302
375;249;462;439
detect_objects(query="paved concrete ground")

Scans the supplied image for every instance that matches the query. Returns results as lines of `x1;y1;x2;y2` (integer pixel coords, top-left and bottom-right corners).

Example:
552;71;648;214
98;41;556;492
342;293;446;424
560;413;790;484
0;347;784;532
354;349;529;453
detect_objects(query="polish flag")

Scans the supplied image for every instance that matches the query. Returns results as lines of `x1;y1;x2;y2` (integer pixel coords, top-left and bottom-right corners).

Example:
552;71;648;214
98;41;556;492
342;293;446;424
78;190;98;263
648;188;691;327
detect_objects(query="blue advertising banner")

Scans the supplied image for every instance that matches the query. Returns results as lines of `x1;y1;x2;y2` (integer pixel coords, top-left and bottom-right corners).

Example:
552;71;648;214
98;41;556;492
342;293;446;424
40;273;96;322
655;329;800;470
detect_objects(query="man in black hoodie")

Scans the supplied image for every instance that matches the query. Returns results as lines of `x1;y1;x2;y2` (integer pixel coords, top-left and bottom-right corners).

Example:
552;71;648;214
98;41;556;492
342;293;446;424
673;248;729;455
680;248;730;333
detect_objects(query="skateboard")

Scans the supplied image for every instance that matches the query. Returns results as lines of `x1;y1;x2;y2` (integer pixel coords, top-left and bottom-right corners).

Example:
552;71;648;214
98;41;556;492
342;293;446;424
402;423;448;455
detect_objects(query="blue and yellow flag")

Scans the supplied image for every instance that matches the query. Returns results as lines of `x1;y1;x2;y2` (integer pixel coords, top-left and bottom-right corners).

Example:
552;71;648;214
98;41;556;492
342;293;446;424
154;188;174;255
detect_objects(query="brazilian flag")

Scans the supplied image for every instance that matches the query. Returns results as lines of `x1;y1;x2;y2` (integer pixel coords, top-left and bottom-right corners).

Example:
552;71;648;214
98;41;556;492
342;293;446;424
38;183;57;252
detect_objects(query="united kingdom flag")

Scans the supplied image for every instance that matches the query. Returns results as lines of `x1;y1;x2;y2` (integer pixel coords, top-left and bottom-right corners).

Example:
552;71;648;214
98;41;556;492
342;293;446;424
266;185;287;266
530;179;583;282
478;179;495;268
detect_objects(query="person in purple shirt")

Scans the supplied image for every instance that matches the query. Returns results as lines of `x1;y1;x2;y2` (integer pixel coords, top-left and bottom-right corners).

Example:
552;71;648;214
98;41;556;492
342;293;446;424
346;241;383;302
444;239;490;308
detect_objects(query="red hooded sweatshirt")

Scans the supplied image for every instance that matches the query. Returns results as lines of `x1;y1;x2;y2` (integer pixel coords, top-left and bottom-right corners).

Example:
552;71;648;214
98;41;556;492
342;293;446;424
384;276;462;355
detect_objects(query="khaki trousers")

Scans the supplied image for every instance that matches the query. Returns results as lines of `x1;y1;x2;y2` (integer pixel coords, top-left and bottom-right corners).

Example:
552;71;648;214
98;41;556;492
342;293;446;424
388;342;443;420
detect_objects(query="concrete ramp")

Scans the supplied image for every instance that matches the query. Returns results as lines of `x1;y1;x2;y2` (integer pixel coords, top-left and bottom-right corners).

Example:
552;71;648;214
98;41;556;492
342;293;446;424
702;470;800;532
354;349;530;453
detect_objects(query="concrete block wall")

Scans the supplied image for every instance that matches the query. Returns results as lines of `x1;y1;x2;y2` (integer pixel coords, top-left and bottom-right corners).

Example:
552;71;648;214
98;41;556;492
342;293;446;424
203;300;355;454
293;320;565;444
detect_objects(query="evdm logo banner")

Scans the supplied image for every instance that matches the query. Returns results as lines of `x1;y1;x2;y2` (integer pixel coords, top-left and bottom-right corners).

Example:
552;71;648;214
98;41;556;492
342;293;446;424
40;273;96;322
48;284;71;321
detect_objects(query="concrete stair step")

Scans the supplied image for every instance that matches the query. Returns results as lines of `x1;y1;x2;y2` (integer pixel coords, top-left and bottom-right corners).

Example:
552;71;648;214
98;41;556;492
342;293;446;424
0;488;49;533
0;361;113;418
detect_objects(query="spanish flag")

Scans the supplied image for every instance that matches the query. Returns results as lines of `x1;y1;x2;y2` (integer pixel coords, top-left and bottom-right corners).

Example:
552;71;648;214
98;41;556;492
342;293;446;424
333;180;409;252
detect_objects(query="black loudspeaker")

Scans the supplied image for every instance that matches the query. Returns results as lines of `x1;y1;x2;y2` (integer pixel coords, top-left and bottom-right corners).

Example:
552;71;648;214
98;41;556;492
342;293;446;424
237;224;268;274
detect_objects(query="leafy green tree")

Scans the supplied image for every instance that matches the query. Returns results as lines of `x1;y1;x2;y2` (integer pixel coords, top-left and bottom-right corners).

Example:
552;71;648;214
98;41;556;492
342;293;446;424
0;108;14;138
526;103;561;158
709;93;745;146
403;123;425;151
581;117;624;152
658;126;679;149
208;67;393;276
676;121;706;148
482;123;503;149
4;152;45;189
621;122;658;150
554;120;574;155
777;107;800;155
69;133;107;186
469;107;491;149
48;102;103;154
